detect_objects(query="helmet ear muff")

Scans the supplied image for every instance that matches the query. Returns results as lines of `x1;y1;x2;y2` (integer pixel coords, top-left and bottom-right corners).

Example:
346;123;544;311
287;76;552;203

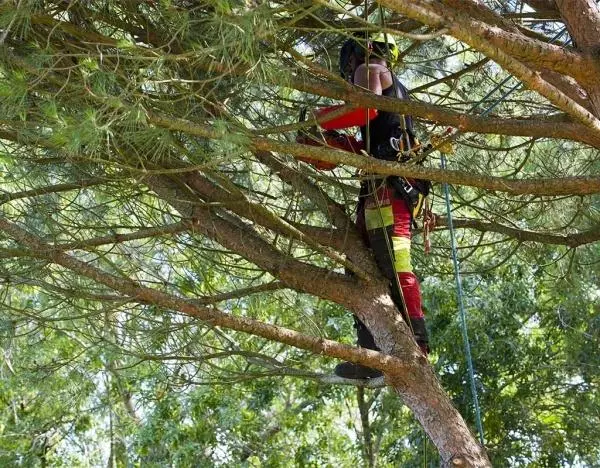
370;33;399;65
372;42;399;65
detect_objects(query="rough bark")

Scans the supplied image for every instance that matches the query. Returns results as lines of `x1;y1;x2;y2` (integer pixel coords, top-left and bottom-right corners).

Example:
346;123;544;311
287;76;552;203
353;293;490;467
531;69;591;111
555;0;600;116
555;0;600;51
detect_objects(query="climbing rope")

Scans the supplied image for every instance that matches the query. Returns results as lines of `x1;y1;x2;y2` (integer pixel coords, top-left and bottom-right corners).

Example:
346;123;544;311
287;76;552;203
437;24;570;446
441;155;485;444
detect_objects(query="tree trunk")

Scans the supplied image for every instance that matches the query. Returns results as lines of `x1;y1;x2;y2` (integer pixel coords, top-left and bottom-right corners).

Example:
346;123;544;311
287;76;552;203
349;288;490;467
146;174;492;466
555;0;600;116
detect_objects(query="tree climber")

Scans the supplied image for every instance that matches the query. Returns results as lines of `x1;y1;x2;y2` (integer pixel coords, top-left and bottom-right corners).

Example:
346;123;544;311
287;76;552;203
298;34;431;379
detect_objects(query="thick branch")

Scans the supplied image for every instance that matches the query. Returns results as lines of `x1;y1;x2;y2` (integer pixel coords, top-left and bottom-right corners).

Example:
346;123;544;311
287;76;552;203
476;25;597;83
180;171;375;280
147;175;489;465
141;175;489;464
148;113;600;196
145;175;367;302
285;76;600;148
555;0;600;115
0;216;412;378
382;0;594;82
378;0;600;135
555;0;600;51
436;217;600;247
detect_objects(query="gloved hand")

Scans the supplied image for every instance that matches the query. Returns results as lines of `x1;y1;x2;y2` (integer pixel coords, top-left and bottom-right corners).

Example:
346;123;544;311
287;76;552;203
295;107;364;170
295;127;339;170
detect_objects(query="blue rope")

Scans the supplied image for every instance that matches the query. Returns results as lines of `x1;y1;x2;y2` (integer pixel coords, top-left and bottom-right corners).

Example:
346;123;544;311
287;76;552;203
441;155;485;445
435;25;572;446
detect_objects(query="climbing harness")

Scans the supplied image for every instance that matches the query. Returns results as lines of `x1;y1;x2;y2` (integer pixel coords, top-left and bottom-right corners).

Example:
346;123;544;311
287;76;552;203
362;3;431;343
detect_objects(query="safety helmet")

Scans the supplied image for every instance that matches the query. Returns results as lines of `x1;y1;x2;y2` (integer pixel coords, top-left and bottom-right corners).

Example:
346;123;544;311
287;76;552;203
370;32;399;63
339;34;398;80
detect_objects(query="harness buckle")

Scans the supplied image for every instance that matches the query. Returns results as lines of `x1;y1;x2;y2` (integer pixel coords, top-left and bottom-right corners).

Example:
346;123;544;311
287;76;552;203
401;177;415;193
390;136;404;152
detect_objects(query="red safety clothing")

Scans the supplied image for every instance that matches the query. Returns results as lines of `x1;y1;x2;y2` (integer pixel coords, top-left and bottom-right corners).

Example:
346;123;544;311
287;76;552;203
315;105;377;131
356;183;428;352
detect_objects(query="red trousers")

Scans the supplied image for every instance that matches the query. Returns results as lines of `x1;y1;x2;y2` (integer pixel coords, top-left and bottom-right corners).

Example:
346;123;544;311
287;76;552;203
356;181;429;349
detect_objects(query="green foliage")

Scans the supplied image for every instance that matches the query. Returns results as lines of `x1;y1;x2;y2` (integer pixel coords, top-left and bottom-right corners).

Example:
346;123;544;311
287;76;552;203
0;0;598;466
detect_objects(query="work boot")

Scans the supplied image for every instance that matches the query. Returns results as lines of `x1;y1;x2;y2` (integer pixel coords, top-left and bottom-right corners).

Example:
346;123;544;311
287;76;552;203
334;317;383;379
409;316;430;355
334;361;383;379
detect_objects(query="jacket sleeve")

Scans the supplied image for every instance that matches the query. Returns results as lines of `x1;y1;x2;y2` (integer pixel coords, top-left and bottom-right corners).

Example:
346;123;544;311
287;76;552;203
315;105;377;130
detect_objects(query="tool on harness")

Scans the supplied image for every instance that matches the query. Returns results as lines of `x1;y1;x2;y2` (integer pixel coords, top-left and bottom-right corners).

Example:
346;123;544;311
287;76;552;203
388;176;431;226
390;133;421;153
422;199;435;255
375;127;422;162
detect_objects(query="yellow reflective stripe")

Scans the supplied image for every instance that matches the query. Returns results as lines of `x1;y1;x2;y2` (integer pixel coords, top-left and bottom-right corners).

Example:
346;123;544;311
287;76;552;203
392;236;412;273
365;205;393;230
412;193;425;218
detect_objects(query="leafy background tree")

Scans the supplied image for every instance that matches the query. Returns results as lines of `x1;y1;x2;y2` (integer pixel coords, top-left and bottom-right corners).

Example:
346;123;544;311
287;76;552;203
0;0;599;466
